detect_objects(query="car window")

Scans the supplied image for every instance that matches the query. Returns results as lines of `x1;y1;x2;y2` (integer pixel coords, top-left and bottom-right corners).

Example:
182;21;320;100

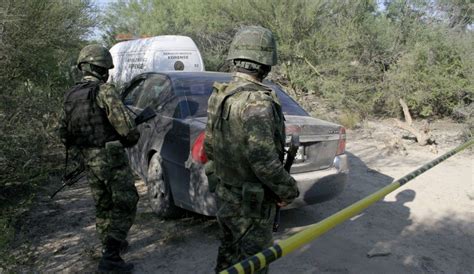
171;77;309;118
270;85;310;117
123;80;144;106
172;78;215;118
135;75;172;109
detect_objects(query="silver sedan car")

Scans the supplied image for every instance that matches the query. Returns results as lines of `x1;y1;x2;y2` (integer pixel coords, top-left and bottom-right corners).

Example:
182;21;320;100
122;71;348;217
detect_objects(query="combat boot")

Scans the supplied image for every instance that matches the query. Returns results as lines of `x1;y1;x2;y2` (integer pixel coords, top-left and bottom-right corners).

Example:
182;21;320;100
98;236;134;272
120;239;129;254
99;239;128;257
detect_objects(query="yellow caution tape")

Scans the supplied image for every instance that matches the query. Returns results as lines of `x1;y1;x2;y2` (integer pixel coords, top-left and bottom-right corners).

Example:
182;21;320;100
221;138;474;274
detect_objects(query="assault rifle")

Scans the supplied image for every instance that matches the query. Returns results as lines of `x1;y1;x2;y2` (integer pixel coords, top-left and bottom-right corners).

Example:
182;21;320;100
273;133;300;232
50;161;86;199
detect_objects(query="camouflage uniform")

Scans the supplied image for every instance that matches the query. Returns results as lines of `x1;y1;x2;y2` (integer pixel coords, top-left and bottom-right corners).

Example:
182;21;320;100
59;74;139;244
205;27;299;273
205;72;299;273
59;45;139;271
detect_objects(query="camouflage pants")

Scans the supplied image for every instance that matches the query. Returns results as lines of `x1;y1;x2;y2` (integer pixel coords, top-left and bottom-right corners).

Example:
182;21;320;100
215;201;276;274
82;141;139;245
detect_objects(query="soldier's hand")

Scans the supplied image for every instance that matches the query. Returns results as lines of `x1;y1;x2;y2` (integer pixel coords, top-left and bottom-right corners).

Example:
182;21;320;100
120;129;140;147
277;177;299;206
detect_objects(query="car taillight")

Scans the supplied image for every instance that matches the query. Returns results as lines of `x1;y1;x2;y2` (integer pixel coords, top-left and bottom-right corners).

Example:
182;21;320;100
285;125;301;135
336;127;346;155
191;131;208;164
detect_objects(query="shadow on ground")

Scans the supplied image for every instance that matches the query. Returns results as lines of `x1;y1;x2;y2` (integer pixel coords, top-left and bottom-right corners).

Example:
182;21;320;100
3;147;473;273
278;150;395;229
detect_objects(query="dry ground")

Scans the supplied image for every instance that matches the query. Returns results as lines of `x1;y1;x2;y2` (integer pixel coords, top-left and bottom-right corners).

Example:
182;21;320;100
2;119;473;273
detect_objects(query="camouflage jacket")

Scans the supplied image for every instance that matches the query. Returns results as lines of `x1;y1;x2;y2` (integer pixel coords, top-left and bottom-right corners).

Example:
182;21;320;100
204;72;298;206
59;75;139;147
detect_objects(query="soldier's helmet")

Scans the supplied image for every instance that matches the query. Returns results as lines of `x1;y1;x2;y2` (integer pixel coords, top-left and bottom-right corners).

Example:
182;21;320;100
77;44;114;70
227;26;277;66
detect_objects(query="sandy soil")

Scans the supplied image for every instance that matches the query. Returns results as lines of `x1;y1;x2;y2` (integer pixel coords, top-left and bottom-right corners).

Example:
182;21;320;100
3;119;473;273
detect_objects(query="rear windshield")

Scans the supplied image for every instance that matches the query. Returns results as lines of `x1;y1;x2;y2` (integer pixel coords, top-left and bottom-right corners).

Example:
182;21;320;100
172;78;309;118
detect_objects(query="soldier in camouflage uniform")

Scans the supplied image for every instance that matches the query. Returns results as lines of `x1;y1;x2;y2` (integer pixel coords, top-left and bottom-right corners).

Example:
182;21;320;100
204;26;299;273
59;45;139;272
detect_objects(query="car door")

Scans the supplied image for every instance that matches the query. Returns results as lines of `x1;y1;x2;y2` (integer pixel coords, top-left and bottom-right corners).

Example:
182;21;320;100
122;78;146;175
130;75;173;177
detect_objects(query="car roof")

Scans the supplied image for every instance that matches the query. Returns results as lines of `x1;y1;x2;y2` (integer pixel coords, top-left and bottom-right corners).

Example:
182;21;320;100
128;71;286;89
124;71;310;117
135;71;232;81
122;71;230;91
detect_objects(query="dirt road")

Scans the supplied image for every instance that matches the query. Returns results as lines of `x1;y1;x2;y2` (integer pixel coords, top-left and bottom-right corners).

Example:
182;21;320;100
4;120;473;273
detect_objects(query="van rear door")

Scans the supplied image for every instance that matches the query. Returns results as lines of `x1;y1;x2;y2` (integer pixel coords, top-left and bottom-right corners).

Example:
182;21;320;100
154;50;203;72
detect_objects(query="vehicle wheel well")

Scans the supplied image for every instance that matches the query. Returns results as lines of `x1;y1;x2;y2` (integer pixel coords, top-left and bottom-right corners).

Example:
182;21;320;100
147;150;175;200
146;152;182;218
147;150;158;168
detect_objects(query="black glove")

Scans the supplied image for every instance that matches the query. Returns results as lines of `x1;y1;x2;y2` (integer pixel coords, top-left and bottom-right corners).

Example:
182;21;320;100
120;130;140;147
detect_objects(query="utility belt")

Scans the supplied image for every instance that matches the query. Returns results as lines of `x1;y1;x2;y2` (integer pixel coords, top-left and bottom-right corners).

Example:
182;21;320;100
220;180;274;219
205;161;276;218
80;140;128;168
70;135;120;149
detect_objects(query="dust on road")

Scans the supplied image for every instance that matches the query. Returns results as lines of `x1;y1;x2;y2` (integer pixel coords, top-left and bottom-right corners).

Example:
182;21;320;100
4;120;473;273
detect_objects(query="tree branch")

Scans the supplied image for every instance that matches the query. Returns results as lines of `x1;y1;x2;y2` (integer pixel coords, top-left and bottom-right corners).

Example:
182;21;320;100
394;98;434;146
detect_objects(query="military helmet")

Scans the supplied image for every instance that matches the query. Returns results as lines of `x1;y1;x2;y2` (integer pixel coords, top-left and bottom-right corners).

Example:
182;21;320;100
227;26;277;66
77;44;114;70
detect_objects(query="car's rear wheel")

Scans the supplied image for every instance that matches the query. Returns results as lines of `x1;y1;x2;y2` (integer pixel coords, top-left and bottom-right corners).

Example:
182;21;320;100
146;154;181;218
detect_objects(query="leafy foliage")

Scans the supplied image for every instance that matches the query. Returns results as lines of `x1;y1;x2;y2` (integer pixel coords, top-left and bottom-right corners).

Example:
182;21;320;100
0;0;472;259
384;30;472;117
0;0;95;252
0;0;96;90
102;0;473;121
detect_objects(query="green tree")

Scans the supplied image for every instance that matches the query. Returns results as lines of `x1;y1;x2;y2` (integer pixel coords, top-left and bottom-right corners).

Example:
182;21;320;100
1;0;96;92
0;0;96;256
435;0;473;30
101;0;473;120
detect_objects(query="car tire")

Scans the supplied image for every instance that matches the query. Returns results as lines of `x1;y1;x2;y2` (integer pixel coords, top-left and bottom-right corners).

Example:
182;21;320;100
146;154;181;218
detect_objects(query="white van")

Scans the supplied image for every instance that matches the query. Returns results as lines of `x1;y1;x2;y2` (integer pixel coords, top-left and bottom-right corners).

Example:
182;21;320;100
108;35;205;87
